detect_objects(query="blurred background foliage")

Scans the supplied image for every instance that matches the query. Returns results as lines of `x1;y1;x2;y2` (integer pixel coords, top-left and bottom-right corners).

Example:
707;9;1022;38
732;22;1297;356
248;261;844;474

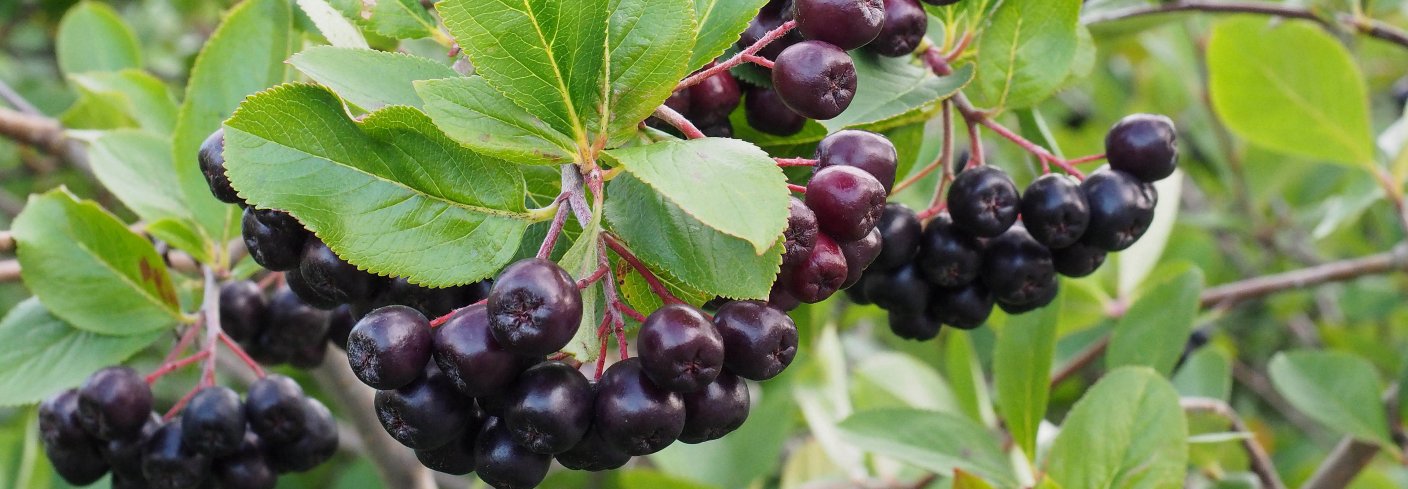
1;0;1408;488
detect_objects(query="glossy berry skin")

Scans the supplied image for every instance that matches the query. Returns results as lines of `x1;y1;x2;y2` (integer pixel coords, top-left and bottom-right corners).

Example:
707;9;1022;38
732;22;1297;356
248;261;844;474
745;87;807;136
663;89;691;122
679;371;750;444
181;386;246;457
266;397;339;473
101;413;159;481
794;0;885;50
593;358;687;456
376;278;480;318
198;129;242;204
863;263;929;314
787;233;849;303
376;365;476;449
77;366;154;440
873;204;921;271
947;165;1020;238
839;228;882;288
487;258;584;356
930;283;994;330
868;0;928;56
1021;174;1090;248
504;361;593;454
263;285;331;351
998;279;1059;315
916;213;983;287
807;166;887;241
782;197;820;267
142;422;211;489
555;426;631;471
768;281;802;312
290;238;383;308
348;305;433;390
414;430;478;475
713;301;799;380
816;130;899;193
889;312;942;341
689;69;742;126
39;389;109;485
639;304;726;392
738;4;801;61
212;432;276;489
982;226;1057;306
244;374;308;445
1105;114;1178;182
241;207;306;272
1052;242;1107;278
219;280;267;342
433;304;528;398
773;40;857;120
327;304;357;350
46;440;109;485
475;417;552;489
1081;168;1158;251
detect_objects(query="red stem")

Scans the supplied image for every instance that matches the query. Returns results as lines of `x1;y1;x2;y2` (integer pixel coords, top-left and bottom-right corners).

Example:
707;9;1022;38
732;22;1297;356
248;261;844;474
787;184;807;193
429;299;487;328
161;324;202;365
676;20;797;91
218;333;266;378
594;314;611;380
1065;153;1107;166
742;54;774;69
163;386;200;420
577;264;609;288
653;104;705;139
536;194;571;259
775;157;817;167
145;350;212;384
603;233;683;305
614;300;647;323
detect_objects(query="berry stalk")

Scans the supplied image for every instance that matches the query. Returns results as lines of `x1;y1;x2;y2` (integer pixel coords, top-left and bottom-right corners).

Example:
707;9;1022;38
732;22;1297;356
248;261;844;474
536;194;571;259
602;233;683;306
676;20;798;91
144;350;212;384
652;104;705;139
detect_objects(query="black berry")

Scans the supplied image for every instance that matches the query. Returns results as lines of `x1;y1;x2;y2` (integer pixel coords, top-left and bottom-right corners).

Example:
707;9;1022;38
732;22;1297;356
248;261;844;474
348;305;433;390
981;226;1057;307
289;238;384;308
714;301;799;380
638;304;726;392
863;263;929;314
815;129;899;193
689;69;742;126
77;366;154;440
997;278;1059;315
487;258;584;356
219;280;267;342
839;228;882;288
198;129;242;204
745;86;807;136
555;425;631;472
262;285;331;354
867;0;927;56
376;364;476;449
40;389;109;485
181;386;246;457
434;304;529;398
873;203;921;271
772;40;857;120
947;165;1020;238
593;358;686;456
678;371;751;444
793;0;885;50
142;421;211;489
503;361;593;454
738;4;801;61
414;430;479;476
1052;241;1108;278
786;233;849;303
1081;168;1157;251
807;166;887;241
768;280;802;312
916;213;983;287
782;197;820;268
211;432;276;489
1021;174;1089;248
474;417;551;489
266;397;338;473
244;374;308;445
929;283;993;330
241;207;307;272
102;414;159;481
1106;114;1178;182
889;312;942;341
326;304;357;350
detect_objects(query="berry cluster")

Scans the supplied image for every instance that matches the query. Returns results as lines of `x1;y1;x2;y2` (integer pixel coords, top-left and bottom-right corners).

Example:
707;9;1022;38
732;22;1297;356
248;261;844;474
849;114;1180;339
40;368;334;489
346;258;798;488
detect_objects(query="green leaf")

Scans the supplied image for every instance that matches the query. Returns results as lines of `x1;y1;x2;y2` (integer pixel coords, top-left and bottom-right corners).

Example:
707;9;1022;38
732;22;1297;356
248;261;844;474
1106;268;1203;377
1173;347;1232;401
171;0;294;264
688;0;769;70
291;47;457;110
558;211;603;361
147;218;215;266
943;331;997;426
297;0;369;48
617;470;719;489
1046;367;1188;489
820;58;973;132
1268;351;1394;448
651;380;797;488
439;0;696;148
0;299;161;407
416;76;577;164
368;0;440;39
970;0;1081;110
55;1;141;76
1207;18;1376;167
851;352;959;412
68;70;179;133
12;189;185;336
954;470;998;489
88;130;191;226
836;408;1017;486
993;298;1060;458
604;173;781;299
604;138;788;253
224;84;534;286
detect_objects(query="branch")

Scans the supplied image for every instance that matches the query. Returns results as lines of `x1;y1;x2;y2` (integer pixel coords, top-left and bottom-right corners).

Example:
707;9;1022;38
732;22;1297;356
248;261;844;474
676;20;796;92
1182;397;1287;489
0;230;12;253
1081;1;1408;51
602;232;683;305
0;106;88;170
652;104;705;139
1302;438;1382;489
0;259;17;283
311;351;437;489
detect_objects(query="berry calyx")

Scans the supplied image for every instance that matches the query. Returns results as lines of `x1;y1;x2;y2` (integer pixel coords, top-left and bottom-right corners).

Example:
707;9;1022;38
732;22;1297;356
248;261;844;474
947;165;1020;238
772;40;858;120
815;129;899;193
593;358;687;456
347;305;434;390
638;304;726;393
503;361;593;455
713;300;799;380
793;0;886;51
1105;113;1178;182
487;258;584;356
806;165;887;241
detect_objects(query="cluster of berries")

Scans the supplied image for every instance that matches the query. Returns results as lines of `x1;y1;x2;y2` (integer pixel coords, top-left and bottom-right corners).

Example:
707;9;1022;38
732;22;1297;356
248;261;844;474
344;257;798;488
40;368;334;489
850;114;1180;339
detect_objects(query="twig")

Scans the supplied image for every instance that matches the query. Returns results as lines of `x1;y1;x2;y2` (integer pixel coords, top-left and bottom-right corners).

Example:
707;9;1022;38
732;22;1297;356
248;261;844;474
312;350;437;489
893;101;954;195
1182;397;1288;489
199;268;220;387
0;259;17;282
0;230;12;254
603;232;683;305
0;78;39;115
536;195;570;259
676;20;797;91
1082;1;1408;52
0;106;89;170
652;104;705;139
1302;438;1382;489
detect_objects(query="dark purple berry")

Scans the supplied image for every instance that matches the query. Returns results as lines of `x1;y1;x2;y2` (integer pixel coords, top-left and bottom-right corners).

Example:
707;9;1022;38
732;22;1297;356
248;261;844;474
327;304;356;350
1106;114;1178;182
1081;168;1158;251
415;430;479;476
922;0;962;5
916;213;983;286
638;304;726;393
40;389;109;485
845;270;878;305
773;40;857;120
997;279;1059;315
787;233;849;303
377;277;480;318
806;166;887;241
946;165;1020;238
504;361;593;454
745;86;807;136
77;366;153;440
889;312;942;340
929;283;993;330
555;425;631;471
288;339;329;368
181;386;246;457
211;432;276;489
198;129;242;204
689;69;742;126
867;0;927;56
816;129;899;194
244;374;308;445
435;304;531;398
593;358;686;455
679;371;750;444
863;263;929;314
738;4;802;61
348;305;433;390
768;280;802;312
782;197;820;268
289;238;384;308
219;280;267;342
793;0;885;50
1021;174;1090;248
102;414;158;480
142;422;211;489
714;301;799;380
487;258;584;356
263;284;331;351
266;397;339;473
474;417;551;489
981;226;1057;307
241;207;306;272
873;204;920;271
376;364;476;449
1052;242;1108;278
839;228;882;288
